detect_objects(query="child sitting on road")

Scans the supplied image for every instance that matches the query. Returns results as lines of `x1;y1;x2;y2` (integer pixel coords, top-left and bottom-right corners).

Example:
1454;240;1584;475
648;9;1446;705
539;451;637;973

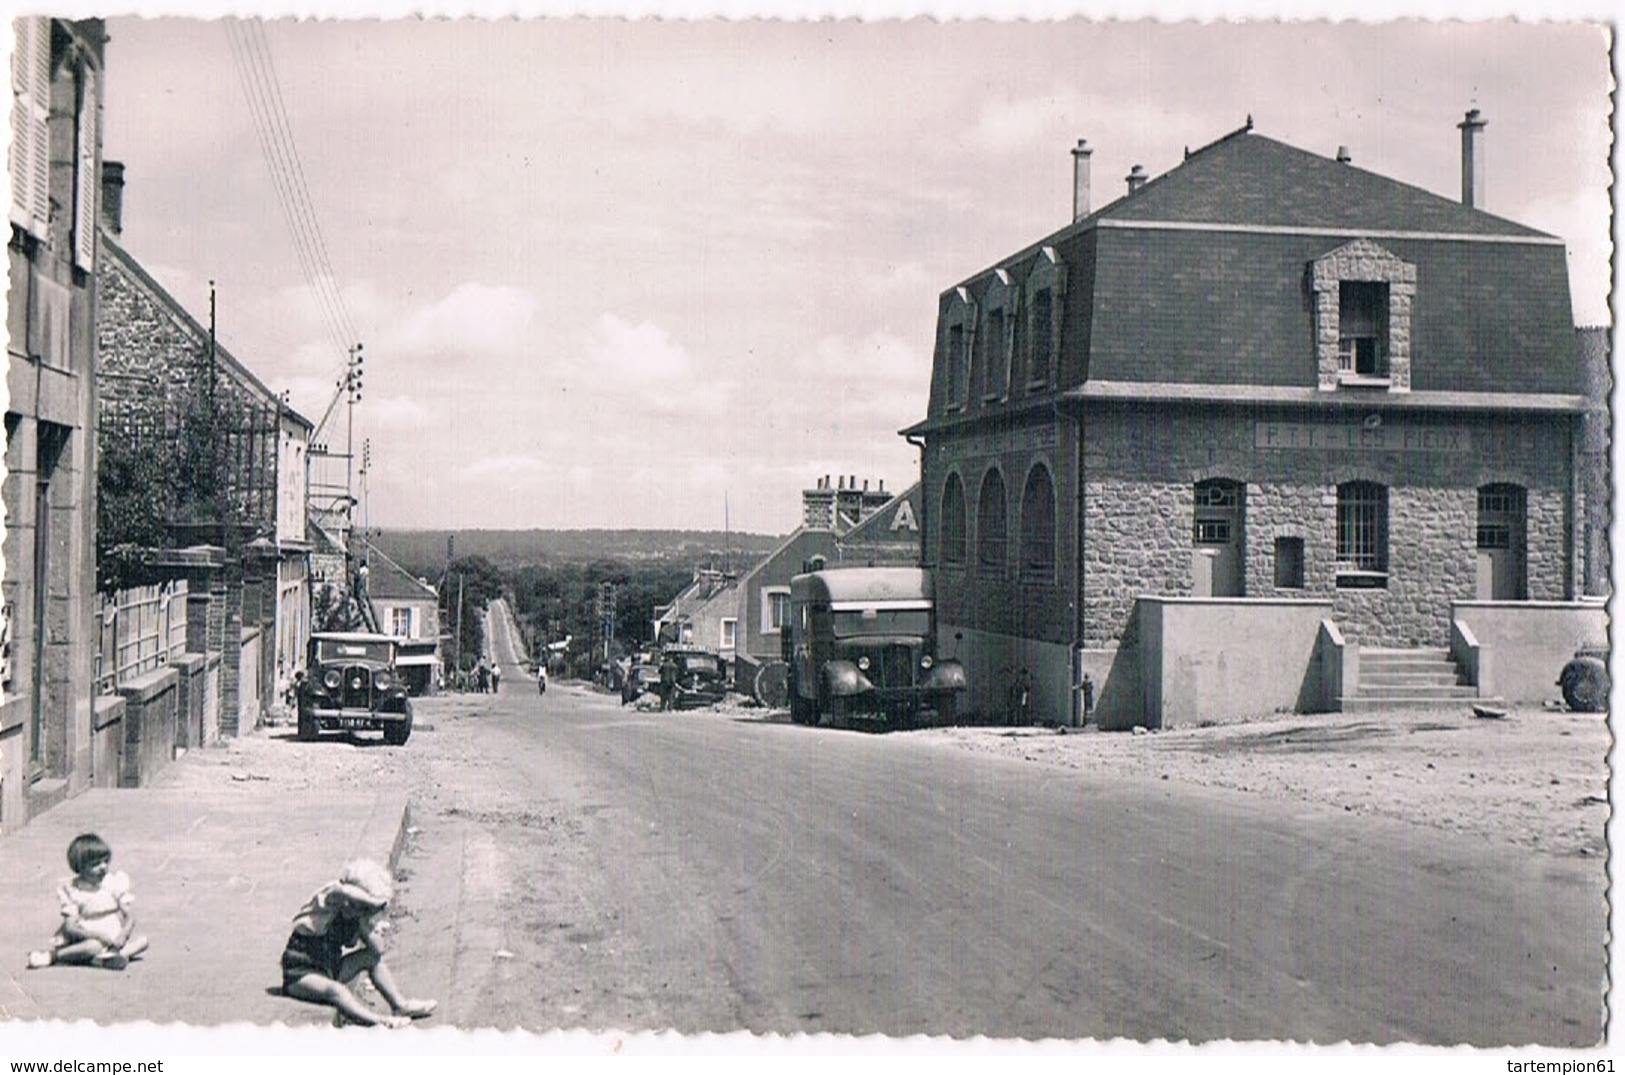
28;832;149;970
280;858;437;1029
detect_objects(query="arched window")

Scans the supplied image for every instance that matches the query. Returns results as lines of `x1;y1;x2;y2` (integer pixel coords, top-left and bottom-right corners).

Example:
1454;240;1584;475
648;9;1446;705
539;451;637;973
977;469;1008;571
940;474;966;565
1020;465;1056;577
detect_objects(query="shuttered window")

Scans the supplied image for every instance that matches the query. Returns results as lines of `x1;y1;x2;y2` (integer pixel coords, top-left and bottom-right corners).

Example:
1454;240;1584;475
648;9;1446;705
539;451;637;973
10;16;51;239
74;64;98;270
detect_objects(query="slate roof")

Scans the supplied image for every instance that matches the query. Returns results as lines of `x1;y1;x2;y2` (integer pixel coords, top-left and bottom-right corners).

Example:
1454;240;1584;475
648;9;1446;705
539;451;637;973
1096;125;1552;238
914;124;1579;419
365;549;437;602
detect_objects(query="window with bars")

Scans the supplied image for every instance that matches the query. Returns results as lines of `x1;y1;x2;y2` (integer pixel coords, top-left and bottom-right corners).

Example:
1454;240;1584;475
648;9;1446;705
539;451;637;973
1193;479;1240;546
1477;485;1524;551
1336;481;1388;584
940;475;966;565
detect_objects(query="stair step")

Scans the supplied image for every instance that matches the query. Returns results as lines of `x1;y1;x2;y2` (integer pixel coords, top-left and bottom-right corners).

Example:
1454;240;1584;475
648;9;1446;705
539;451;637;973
1356;684;1479;699
1360;672;1466;687
1338;694;1498;712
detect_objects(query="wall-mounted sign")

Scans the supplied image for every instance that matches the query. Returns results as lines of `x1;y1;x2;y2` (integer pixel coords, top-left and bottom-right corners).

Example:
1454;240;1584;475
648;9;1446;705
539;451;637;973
1255;422;1472;453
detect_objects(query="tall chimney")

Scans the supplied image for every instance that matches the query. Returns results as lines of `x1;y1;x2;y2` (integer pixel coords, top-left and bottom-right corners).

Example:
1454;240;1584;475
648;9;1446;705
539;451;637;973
1125;164;1148;194
100;159;124;236
1335;145;1352;164
1071;138;1093;222
1458;108;1487;208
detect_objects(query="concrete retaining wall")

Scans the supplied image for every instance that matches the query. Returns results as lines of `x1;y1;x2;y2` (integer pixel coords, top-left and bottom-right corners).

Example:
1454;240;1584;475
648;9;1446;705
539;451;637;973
1133;597;1334;729
1451;601;1609;705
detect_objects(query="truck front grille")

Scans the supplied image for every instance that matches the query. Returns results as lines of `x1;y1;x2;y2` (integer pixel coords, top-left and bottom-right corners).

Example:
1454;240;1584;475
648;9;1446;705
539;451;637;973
340;665;373;708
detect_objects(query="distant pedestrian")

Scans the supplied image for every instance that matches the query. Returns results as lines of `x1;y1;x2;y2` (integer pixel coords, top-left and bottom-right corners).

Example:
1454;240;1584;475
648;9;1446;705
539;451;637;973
279;858;437;1029
27;832;149;970
476;662;490;693
536;663;548;695
490;664;501;693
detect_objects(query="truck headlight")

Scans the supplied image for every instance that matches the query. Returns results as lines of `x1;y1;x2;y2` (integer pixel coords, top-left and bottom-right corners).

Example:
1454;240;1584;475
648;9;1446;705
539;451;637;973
920;655;934;670
323;669;342;690
856;656;870;671
375;671;392;690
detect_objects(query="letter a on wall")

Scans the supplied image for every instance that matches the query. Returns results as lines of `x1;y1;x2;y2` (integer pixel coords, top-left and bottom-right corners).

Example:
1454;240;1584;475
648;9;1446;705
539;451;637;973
890;500;918;532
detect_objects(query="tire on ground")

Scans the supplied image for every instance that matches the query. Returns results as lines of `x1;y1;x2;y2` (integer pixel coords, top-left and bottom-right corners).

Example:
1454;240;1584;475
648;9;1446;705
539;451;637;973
1559;655;1609;713
754;661;789;709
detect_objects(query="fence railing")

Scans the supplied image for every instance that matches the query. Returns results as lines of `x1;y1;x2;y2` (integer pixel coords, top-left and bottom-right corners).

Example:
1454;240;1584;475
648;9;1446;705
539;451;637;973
96;580;189;695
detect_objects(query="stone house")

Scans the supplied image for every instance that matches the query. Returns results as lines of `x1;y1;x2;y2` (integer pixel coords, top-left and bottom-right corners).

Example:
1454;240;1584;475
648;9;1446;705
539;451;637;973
1;18;108;830
904;114;1604;728
95;165;314;735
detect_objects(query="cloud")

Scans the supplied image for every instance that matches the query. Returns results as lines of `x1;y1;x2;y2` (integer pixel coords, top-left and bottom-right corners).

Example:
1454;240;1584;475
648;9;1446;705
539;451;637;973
366;394;434;429
458;453;550;482
582;314;694;380
386;283;537;357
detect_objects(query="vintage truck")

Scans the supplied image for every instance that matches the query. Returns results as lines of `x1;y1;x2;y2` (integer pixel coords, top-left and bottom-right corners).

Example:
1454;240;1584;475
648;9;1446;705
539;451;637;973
782;566;966;728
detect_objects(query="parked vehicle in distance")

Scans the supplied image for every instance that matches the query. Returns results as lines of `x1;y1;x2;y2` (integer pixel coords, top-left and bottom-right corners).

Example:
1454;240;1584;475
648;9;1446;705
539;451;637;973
657;648;729;710
621;663;660;705
783;567;966;728
1558;646;1609;712
296;632;414;744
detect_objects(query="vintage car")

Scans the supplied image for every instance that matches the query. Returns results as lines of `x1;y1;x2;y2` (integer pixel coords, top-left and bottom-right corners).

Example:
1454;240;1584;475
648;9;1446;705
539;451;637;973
296;631;415;744
656;648;729;710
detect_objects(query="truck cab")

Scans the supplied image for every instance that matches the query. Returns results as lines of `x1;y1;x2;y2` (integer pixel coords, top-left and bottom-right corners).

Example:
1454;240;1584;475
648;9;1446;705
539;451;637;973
783;567;966;727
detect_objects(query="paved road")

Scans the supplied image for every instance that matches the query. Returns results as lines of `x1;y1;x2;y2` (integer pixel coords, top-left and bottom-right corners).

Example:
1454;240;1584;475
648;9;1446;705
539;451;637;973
386;672;1605;1044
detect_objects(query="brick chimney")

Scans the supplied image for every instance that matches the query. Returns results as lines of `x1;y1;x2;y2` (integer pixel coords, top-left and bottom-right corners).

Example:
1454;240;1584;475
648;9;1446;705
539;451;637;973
100;159;124;236
1458;108;1487;208
1071;138;1093;222
1125;164;1148;194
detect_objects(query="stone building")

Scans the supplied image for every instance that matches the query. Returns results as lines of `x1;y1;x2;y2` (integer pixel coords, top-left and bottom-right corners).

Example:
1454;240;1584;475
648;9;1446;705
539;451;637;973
904;114;1603;728
95;166;314;734
1;17;108;829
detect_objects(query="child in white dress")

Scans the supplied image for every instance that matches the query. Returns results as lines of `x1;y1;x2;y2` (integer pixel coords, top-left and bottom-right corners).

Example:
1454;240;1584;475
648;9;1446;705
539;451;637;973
27;833;149;970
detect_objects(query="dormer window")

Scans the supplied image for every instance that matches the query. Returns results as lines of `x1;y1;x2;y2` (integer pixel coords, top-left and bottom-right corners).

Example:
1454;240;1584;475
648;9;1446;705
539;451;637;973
1025;246;1066;392
938;286;976;412
1311;239;1415;392
981;269;1015;402
1338;281;1388;377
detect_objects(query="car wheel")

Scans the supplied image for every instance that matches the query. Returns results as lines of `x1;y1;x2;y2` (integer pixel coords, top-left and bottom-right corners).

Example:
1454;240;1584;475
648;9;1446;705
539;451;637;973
297;707;318;742
383;702;414;745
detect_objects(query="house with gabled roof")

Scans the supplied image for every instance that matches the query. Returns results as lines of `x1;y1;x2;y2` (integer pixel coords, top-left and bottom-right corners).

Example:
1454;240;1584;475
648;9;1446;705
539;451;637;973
903;113;1604;729
361;546;441;695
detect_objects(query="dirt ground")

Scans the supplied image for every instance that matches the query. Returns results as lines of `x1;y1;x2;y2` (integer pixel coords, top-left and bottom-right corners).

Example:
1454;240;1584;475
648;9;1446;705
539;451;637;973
899;704;1612;858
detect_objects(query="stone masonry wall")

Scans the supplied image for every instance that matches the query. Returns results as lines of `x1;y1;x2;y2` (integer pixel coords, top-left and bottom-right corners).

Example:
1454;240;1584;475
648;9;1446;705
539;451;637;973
1082;402;1577;649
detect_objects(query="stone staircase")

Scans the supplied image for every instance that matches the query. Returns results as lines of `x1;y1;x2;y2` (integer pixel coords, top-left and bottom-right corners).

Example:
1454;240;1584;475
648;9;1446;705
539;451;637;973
1340;647;1500;712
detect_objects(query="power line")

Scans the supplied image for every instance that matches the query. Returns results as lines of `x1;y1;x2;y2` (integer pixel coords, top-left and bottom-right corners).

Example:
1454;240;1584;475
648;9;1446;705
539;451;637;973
223;18;358;365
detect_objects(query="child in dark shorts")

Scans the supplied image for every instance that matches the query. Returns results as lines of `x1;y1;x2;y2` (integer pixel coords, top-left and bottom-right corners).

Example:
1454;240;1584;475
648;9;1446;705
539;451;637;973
279;858;437;1028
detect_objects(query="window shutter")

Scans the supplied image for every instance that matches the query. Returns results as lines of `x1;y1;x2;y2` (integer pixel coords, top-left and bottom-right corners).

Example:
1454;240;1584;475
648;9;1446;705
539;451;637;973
9;17;50;238
74;64;97;269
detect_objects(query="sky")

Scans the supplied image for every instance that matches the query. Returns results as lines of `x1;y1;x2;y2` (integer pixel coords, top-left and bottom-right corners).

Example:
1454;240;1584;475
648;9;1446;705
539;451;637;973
92;8;1614;536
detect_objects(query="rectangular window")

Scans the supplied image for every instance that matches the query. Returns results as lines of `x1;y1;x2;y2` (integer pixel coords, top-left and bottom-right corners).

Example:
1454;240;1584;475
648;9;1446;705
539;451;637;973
720;618;737;651
983;309;1007;398
765;590;789;632
945;325;966;406
1028;287;1053;387
1338;281;1389;377
390;607;413;638
1194;519;1231;545
1274;537;1305;589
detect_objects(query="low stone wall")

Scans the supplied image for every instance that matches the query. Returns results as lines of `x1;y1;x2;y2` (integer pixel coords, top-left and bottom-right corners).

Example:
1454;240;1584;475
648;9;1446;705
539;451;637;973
1132;597;1334;729
91;694;126;788
171;653;208;750
118;666;180;787
1451;601;1609;705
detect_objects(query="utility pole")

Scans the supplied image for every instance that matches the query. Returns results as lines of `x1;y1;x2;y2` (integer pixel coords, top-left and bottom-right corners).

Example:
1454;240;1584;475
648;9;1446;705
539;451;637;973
454;572;464;675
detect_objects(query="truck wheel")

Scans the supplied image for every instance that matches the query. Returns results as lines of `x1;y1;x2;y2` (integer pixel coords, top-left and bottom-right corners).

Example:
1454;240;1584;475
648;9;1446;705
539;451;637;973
1560;656;1609;712
933;692;957;727
297;708;317;742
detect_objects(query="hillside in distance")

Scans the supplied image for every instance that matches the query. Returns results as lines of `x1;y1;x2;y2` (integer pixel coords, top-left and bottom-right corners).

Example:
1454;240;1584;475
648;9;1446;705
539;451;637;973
373;528;783;574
